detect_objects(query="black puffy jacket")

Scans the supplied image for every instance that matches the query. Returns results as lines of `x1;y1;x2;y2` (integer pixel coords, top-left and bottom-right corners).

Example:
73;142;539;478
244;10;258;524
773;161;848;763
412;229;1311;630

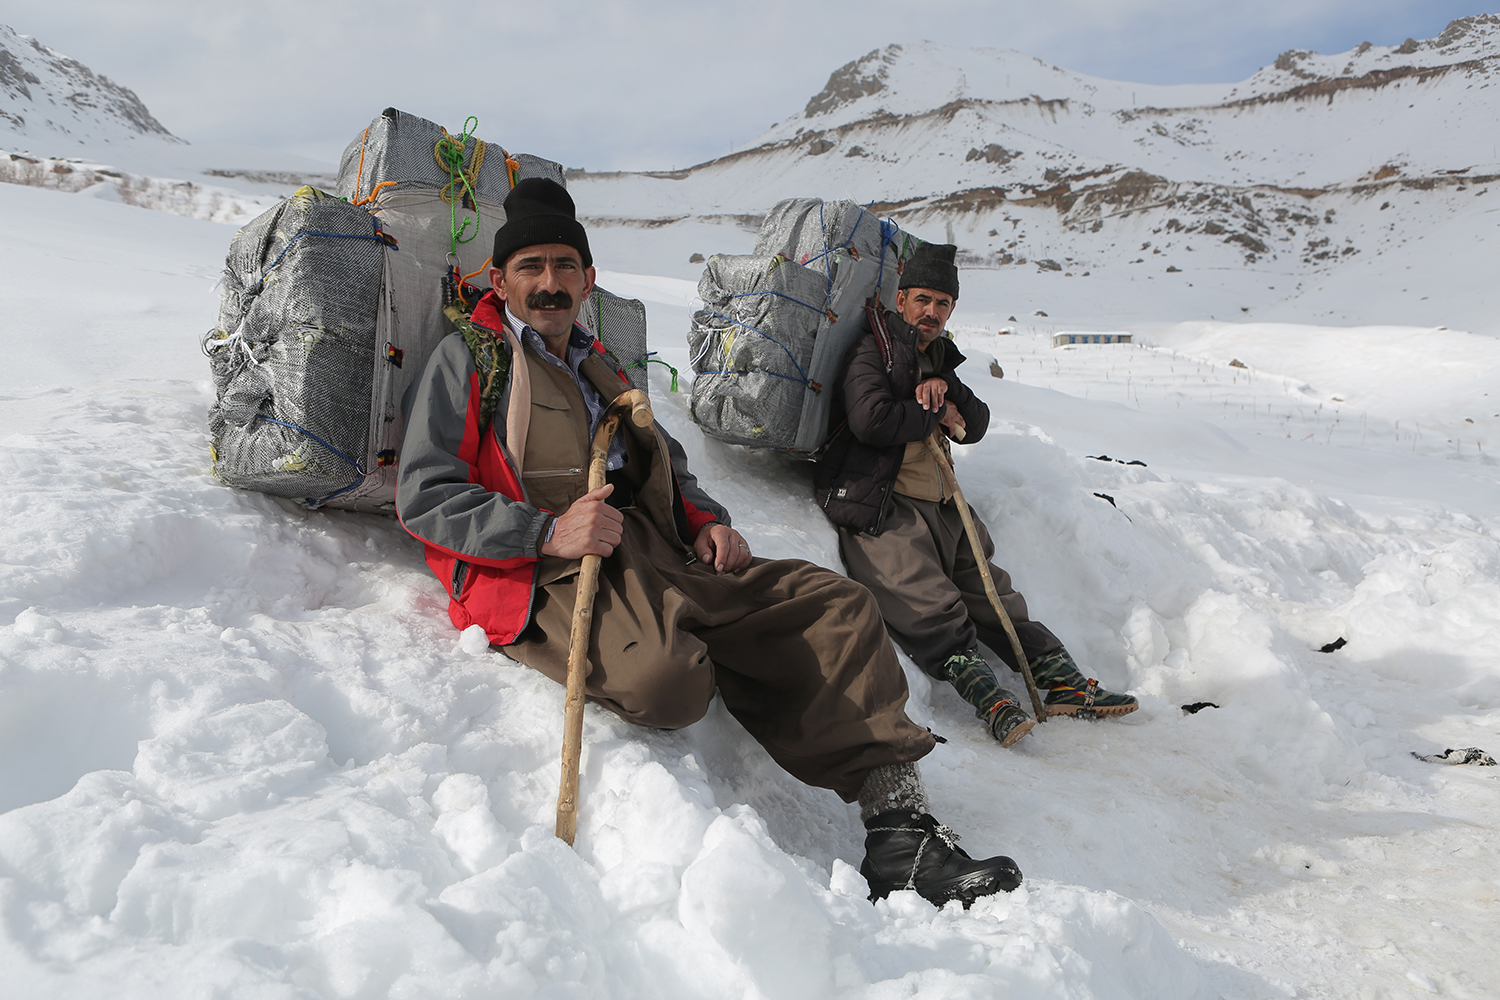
814;304;989;534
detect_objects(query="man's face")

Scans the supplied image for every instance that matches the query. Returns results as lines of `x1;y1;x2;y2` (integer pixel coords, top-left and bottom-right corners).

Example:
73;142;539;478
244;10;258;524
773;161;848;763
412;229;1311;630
490;244;596;343
897;287;955;347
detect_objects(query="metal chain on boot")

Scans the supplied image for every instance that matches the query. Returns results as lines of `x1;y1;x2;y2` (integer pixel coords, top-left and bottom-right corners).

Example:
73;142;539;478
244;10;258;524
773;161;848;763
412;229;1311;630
866;816;961;891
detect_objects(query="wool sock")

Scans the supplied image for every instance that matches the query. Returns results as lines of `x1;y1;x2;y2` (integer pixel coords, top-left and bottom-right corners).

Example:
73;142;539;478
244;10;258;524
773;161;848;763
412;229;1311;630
857;762;929;824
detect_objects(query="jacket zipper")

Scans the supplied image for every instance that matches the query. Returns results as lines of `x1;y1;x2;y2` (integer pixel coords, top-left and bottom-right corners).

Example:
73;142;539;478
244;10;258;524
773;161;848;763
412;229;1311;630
451;558;470;599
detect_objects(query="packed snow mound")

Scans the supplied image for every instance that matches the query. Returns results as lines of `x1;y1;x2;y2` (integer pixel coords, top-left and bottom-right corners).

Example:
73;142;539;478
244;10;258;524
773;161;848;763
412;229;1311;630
0;23;179;150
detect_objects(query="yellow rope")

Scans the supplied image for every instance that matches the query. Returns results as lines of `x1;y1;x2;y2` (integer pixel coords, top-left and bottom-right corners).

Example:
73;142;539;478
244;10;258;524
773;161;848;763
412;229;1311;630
435;128;485;205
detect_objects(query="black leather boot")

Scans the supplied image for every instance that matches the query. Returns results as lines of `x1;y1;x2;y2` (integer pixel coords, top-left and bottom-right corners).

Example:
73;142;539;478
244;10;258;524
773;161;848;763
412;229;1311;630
860;811;1022;906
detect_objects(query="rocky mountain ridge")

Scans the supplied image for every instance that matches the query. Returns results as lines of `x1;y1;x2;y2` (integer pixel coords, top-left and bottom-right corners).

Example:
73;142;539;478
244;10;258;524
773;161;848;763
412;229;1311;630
570;15;1499;308
0;23;179;149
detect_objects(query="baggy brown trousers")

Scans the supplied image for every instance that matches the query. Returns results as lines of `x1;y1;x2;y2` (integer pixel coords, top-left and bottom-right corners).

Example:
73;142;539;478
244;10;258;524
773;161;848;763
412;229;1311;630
507;511;936;802
839;493;1064;678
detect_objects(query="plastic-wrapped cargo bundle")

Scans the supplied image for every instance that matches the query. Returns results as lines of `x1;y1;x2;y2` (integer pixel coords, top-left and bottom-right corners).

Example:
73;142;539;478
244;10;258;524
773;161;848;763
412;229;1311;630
204;108;648;511
690;254;827;449
339;109;649;449
688;198;923;454
337;107;561;207
755;197;919;298
205;187;389;506
577;287;650;394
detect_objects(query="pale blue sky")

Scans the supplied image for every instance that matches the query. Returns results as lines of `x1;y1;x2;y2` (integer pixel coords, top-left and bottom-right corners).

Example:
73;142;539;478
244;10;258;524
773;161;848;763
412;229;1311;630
1;0;1493;171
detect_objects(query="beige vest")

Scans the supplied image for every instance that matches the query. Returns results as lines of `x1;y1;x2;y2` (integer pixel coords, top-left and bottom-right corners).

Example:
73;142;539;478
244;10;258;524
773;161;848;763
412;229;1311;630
892;349;949;503
521;346;691;581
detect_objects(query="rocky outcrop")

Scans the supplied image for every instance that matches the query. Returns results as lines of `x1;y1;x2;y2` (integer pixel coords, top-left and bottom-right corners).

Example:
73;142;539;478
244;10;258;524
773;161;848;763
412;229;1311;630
0;24;180;145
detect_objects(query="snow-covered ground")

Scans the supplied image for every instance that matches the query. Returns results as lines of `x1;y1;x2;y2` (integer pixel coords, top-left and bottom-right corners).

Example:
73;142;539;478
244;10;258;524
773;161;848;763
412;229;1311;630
2;172;1498;1000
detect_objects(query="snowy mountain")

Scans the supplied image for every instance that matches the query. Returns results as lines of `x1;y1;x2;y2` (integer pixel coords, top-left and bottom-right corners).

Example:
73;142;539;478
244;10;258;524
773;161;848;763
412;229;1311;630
0;25;333;224
0;23;179;149
3;18;1496;332
572;15;1500;334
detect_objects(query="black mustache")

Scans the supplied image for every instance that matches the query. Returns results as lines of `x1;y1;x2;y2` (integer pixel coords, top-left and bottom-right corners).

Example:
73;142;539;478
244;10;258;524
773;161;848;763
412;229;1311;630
526;289;574;311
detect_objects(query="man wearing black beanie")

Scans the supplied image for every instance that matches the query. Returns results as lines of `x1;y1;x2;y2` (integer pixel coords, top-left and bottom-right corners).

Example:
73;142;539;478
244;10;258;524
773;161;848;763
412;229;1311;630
398;180;1022;907
816;242;1137;746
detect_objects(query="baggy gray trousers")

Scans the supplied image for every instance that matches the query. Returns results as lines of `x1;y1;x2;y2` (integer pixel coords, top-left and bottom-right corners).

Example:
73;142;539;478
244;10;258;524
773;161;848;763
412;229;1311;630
839;493;1063;678
506;511;936;802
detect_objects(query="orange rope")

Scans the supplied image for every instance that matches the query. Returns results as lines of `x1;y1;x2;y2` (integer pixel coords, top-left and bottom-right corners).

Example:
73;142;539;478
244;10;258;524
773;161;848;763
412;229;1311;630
351;127;369;204
352;180;396;207
462;257;493;286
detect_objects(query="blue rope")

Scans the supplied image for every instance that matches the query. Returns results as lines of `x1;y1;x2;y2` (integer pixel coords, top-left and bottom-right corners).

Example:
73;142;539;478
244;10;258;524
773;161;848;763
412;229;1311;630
254;415;367;506
703;310;811;385
794;203;894;303
729;290;831;318
261;230;388;278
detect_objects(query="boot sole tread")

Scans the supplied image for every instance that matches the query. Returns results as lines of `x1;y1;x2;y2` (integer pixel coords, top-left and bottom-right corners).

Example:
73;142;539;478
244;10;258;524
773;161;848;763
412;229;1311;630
1045;701;1139;718
867;866;1023;906
997;717;1036;746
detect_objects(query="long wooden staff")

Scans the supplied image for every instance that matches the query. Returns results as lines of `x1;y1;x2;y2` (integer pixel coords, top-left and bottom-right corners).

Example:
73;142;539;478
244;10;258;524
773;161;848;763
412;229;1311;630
556;388;653;845
924;431;1048;723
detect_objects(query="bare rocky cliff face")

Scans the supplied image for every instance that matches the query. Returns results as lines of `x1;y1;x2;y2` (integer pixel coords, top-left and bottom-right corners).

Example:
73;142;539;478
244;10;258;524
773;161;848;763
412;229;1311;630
802;46;899;117
0;23;179;149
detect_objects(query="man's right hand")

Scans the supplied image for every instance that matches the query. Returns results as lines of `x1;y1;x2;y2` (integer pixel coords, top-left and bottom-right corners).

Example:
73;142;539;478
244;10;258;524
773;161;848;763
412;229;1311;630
540;484;624;558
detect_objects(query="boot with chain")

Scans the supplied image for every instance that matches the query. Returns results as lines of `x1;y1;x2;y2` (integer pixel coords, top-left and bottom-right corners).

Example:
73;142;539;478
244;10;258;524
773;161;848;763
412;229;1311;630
861;810;1022;907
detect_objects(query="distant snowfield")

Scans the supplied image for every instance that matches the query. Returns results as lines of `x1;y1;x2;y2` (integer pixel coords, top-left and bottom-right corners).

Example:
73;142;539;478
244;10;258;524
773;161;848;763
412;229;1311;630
2;181;1498;999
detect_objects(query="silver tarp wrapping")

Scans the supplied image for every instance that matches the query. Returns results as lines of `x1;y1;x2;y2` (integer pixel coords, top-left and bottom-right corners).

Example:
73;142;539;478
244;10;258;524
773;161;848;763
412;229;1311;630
689;255;828;449
577;288;650;393
755;197;918;296
689;199;922;453
205;187;386;505
336;106;563;205
206;108;647;511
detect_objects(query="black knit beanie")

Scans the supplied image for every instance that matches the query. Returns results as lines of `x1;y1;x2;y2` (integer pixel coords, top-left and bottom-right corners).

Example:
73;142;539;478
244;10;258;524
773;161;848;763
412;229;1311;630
492;178;592;269
899;242;960;299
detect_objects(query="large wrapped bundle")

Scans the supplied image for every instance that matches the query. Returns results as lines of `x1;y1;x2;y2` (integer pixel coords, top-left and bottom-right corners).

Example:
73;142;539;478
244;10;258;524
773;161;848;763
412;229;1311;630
689;255;828;449
689;251;892;452
342;109;649;429
688;198;922;453
206;187;388;506
337;107;561;206
205;109;648;510
755;197;918;295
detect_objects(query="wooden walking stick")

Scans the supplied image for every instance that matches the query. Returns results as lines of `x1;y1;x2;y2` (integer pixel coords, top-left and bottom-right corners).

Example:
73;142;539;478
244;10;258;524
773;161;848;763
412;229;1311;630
556;388;653;845
924;431;1049;723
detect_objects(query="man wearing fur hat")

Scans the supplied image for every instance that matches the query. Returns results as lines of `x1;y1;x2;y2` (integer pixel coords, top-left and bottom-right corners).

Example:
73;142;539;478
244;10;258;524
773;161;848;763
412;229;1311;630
397;178;1021;906
815;242;1137;747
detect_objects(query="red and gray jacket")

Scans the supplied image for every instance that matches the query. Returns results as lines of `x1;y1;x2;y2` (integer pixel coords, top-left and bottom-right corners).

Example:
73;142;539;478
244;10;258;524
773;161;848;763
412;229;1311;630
396;291;726;644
